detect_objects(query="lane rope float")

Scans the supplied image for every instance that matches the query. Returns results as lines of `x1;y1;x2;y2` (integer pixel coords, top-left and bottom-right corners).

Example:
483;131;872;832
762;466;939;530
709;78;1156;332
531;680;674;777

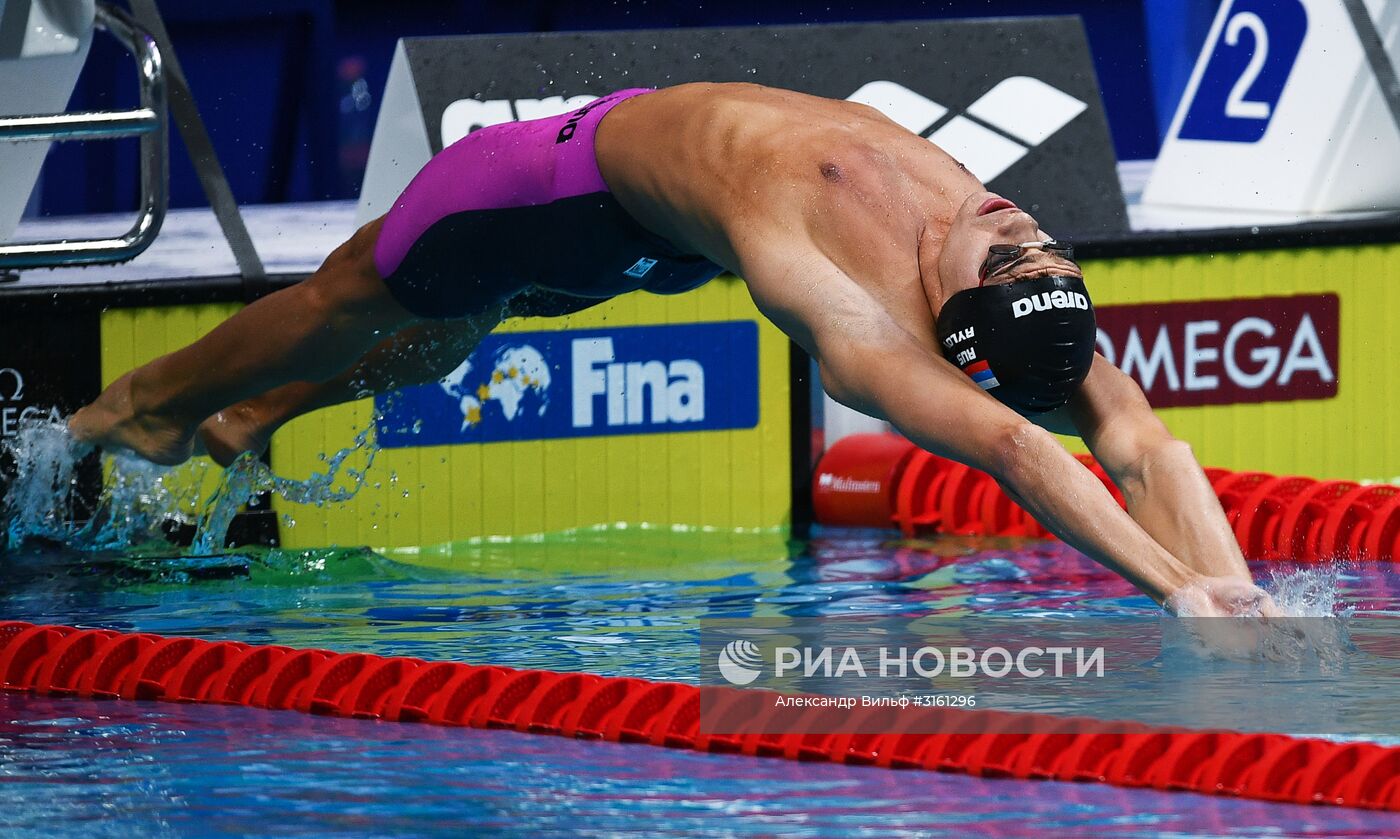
2;621;1398;811
813;433;1400;561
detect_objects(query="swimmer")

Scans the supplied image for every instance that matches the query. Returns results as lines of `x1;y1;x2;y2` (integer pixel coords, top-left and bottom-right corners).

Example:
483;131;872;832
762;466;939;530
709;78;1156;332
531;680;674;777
70;83;1279;619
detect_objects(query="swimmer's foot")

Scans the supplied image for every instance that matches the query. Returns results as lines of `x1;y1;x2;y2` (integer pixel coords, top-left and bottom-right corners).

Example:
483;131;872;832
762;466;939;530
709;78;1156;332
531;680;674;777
196;403;275;467
68;372;197;466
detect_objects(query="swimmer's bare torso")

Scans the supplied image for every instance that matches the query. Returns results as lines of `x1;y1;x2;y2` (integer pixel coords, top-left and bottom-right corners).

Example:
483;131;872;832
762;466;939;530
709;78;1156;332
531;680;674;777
596;82;973;359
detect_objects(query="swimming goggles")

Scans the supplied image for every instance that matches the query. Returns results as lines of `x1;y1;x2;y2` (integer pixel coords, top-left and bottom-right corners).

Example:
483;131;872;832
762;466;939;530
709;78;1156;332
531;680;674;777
978;240;1076;284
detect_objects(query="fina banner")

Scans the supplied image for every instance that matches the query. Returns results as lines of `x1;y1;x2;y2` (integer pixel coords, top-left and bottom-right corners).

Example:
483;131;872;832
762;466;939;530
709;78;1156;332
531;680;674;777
358;19;1126;237
1144;0;1400;216
375;321;759;446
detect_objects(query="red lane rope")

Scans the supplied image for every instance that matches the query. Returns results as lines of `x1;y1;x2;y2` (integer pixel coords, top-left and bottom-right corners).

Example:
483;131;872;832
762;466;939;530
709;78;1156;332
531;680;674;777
812;434;1400;561
3;621;1398;811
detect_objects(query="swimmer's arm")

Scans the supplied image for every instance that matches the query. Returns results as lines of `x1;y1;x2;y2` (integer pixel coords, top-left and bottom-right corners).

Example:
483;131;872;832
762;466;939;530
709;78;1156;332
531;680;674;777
1064;355;1251;581
740;253;1194;604
814;328;1199;605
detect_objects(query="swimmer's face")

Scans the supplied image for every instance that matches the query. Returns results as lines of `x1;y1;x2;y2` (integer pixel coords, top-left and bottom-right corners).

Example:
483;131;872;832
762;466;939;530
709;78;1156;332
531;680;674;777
939;193;1084;291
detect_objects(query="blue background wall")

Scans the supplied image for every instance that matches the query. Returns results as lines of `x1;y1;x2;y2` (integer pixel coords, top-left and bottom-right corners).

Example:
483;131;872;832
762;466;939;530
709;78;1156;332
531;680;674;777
33;0;1219;217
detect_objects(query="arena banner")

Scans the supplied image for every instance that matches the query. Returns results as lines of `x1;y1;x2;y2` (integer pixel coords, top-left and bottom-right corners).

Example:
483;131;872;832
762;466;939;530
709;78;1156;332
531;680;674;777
1094;294;1339;409
359;19;1127;237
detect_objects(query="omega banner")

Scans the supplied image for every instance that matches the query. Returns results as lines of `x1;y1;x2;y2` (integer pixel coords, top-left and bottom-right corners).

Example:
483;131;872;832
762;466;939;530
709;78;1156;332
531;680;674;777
0;309;101;501
358;19;1127;237
1094;294;1339;409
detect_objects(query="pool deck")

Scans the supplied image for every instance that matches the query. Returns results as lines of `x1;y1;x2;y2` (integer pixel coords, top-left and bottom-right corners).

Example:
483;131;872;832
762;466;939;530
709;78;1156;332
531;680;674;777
3;161;1400;293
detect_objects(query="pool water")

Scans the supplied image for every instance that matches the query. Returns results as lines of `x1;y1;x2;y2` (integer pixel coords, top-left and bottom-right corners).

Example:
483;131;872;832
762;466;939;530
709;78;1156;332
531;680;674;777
3;528;1400;837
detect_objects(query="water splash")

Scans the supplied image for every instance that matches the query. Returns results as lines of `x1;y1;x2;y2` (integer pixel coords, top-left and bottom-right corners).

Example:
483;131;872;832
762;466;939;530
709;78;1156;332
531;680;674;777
191;423;379;553
1;416;378;555
0;418;89;547
1164;566;1354;664
1267;565;1347;617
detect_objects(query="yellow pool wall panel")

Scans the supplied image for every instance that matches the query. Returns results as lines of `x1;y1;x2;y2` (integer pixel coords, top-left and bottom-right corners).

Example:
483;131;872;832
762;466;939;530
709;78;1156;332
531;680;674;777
270;276;792;549
96;242;1398;550
1074;245;1398;482
98;281;792;550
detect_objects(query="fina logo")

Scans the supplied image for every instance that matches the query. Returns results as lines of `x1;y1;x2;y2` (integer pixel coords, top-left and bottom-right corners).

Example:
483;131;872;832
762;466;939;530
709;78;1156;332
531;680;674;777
1012;289;1090;319
716;639;765;686
379;322;755;448
438;338;705;430
572;337;704;428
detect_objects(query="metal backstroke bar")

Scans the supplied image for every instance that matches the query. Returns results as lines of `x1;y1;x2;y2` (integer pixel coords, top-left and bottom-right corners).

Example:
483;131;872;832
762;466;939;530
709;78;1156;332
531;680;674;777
0;2;167;270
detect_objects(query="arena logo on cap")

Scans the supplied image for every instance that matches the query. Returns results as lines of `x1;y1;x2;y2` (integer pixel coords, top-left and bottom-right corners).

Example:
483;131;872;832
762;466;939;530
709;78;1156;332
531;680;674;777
375;321;760;446
1012;289;1090;319
1093;294;1338;409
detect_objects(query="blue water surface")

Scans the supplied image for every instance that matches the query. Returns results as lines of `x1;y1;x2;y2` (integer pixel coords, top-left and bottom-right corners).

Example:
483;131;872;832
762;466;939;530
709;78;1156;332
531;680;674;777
2;528;1399;837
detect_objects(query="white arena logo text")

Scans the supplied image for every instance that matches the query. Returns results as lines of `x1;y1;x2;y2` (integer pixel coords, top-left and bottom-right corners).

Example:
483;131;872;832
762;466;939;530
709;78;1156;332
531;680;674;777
1012;289;1090;319
441;95;598;146
440;78;1086;183
571;337;705;428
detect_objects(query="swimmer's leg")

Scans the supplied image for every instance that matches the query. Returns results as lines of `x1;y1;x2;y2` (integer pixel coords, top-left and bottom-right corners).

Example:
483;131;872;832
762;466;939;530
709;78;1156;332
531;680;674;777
70;219;417;465
196;289;600;465
196;311;502;466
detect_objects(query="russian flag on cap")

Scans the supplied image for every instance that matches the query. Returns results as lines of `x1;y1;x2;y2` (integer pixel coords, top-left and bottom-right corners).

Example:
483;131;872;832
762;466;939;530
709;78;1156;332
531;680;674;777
965;360;1000;390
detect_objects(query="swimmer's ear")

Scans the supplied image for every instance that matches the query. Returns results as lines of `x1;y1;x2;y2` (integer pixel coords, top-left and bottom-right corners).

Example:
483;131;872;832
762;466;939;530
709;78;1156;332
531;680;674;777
1030;404;1079;438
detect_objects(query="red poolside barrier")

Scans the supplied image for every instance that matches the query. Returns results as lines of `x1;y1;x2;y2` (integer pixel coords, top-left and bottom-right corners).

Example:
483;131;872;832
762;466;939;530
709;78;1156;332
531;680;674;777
2;621;1397;811
813;434;1400;562
811;433;919;528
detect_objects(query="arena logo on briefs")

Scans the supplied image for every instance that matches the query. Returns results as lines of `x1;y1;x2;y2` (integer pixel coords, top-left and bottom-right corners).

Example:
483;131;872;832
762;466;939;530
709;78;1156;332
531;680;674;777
374;322;760;447
1177;0;1308;143
1093;294;1338;409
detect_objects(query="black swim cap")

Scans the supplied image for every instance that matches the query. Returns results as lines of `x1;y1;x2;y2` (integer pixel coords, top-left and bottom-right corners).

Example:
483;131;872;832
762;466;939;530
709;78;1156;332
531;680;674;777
936;274;1096;417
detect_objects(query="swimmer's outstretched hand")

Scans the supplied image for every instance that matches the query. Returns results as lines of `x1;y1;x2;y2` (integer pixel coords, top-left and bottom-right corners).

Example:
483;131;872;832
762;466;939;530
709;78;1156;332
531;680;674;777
1163;575;1327;661
1166;575;1283;618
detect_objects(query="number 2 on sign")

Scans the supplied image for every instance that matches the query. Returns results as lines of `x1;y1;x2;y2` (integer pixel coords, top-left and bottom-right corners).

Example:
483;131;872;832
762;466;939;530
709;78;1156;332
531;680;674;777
1177;0;1307;143
1224;12;1272;119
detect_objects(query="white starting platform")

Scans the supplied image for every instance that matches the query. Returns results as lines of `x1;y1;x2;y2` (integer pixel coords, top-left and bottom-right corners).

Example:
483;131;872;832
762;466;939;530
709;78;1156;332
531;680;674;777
6;201;354;288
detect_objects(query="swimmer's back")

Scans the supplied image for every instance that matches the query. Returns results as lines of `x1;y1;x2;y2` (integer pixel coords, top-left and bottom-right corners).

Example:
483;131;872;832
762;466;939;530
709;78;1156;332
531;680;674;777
596;82;980;276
